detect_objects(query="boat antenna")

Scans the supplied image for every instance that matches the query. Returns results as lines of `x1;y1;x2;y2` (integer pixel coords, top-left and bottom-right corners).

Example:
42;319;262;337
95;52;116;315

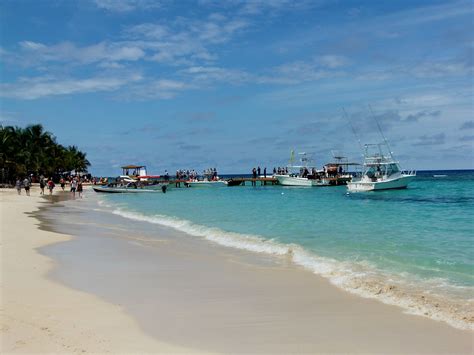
342;107;363;153
289;149;295;166
368;104;394;160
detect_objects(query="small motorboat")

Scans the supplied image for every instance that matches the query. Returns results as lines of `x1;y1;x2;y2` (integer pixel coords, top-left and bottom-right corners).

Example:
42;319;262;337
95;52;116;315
93;182;168;193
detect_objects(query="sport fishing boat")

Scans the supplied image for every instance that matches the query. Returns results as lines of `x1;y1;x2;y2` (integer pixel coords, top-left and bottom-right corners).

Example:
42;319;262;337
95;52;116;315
186;180;227;187
347;143;416;192
186;169;227;187
322;152;359;186
275;151;324;187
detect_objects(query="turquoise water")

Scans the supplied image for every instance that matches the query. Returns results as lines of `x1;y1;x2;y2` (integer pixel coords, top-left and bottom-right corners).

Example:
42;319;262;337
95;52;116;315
96;170;474;328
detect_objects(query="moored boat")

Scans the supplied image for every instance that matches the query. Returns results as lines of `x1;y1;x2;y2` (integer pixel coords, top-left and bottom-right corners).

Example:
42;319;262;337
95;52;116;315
275;151;324;187
186;168;227;187
347;143;416;192
93;183;167;193
186;180;227;187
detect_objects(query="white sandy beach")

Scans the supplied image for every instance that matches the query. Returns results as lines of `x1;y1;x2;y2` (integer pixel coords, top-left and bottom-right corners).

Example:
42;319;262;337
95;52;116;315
1;186;473;354
0;187;196;353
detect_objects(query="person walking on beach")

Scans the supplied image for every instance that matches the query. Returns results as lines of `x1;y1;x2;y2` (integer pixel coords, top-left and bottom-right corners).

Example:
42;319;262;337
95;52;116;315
15;178;22;195
23;177;30;196
39;178;45;195
47;178;55;195
70;177;78;197
77;179;83;198
60;177;66;191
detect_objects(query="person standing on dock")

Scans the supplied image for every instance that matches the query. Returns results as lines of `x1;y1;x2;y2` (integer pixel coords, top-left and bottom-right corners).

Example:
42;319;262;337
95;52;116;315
257;167;261;176
264;167;267;178
252;168;257;186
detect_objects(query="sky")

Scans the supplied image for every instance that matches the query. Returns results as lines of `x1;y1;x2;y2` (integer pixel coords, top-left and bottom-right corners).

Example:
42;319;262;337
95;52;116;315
1;0;473;175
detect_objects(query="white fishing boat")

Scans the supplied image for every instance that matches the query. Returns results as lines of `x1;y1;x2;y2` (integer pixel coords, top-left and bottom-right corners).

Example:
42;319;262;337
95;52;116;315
275;151;323;186
347;143;416;192
186;168;227;187
186;179;227;187
276;174;313;186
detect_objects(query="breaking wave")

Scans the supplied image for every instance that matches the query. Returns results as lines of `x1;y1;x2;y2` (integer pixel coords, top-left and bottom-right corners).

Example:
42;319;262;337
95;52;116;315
106;205;473;331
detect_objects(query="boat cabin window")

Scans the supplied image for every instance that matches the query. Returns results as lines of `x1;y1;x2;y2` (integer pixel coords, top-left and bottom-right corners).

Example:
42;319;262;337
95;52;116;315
366;167;376;178
386;163;400;176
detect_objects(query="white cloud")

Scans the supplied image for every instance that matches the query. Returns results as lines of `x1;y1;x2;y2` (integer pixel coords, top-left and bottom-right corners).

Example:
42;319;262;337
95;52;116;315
257;56;348;84
93;0;161;12
124;79;192;100
19;41;46;50
0;74;142;99
182;66;251;84
318;55;350;69
16;41;145;66
123;16;249;64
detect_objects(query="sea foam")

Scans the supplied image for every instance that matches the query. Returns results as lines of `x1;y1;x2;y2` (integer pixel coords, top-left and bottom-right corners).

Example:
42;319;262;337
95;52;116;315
108;205;473;331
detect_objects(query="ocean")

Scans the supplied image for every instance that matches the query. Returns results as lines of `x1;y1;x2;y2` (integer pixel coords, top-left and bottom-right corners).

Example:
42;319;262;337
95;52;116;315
94;170;474;330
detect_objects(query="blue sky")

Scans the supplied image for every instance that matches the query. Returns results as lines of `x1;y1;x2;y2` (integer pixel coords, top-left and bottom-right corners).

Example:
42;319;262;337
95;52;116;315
1;0;473;175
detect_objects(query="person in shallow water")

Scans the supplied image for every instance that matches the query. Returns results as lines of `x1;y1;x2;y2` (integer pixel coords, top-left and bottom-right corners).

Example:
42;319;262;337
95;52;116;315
70;178;77;197
47;178;55;195
39;178;45;195
23;177;30;196
77;180;83;198
15;178;22;195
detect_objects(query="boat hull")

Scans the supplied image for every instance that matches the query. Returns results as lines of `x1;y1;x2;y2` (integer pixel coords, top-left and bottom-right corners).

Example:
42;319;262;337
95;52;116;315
186;181;227;187
92;186;163;193
275;175;312;186
312;179;332;187
347;174;415;192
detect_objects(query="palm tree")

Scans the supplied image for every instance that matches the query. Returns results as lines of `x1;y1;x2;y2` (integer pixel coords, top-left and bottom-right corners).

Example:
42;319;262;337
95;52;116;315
0;124;90;184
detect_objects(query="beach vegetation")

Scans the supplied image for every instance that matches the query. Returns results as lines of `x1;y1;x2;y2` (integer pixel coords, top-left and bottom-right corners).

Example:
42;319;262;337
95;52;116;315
0;124;90;184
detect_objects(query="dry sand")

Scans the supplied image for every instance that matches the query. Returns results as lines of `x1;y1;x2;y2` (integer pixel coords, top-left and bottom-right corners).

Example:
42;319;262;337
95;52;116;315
0;187;197;353
1;186;473;354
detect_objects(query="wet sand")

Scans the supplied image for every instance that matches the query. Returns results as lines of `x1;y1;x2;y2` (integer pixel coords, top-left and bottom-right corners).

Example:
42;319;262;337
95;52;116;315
0;188;195;353
35;189;473;353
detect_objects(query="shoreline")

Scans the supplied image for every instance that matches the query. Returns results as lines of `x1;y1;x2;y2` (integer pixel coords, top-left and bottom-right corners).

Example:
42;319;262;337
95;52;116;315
109;205;474;332
0;187;197;353
32;187;474;353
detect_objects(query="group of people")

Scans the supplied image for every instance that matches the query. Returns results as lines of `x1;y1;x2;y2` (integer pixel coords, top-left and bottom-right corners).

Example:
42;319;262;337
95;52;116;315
169;168;219;181
14;175;84;197
274;167;289;175
251;167;268;178
15;177;32;196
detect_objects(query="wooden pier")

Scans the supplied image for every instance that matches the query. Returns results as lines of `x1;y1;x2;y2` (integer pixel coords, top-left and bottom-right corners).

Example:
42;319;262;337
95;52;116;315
150;177;279;187
226;177;278;186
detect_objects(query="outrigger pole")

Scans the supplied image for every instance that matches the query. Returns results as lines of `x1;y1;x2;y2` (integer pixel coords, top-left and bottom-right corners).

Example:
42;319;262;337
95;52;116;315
342;107;363;153
368;104;395;160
